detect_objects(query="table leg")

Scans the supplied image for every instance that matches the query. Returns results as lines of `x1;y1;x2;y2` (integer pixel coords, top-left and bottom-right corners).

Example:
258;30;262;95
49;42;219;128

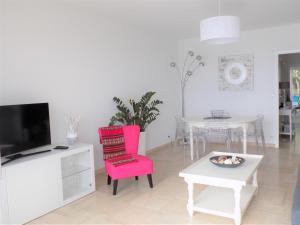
190;126;194;160
187;182;194;217
252;170;258;195
290;113;292;141
234;186;242;225
243;125;247;154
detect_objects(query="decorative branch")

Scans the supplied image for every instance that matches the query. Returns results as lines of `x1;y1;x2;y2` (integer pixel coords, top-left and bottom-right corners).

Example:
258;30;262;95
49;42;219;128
65;114;81;143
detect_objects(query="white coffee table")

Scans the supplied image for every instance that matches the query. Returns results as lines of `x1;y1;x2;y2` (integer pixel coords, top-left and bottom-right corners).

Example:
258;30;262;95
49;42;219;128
179;152;263;225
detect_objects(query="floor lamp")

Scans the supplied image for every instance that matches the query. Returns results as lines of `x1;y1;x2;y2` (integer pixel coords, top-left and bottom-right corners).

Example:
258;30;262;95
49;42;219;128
170;51;205;118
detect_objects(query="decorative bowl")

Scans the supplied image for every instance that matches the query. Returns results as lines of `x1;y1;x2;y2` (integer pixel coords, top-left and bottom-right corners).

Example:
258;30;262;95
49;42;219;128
209;155;245;168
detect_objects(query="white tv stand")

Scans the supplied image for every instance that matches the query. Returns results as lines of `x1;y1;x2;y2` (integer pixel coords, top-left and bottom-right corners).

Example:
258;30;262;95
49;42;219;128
0;143;95;225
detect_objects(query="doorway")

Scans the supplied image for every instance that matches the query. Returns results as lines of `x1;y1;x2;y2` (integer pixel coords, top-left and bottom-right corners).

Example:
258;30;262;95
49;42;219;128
278;52;300;147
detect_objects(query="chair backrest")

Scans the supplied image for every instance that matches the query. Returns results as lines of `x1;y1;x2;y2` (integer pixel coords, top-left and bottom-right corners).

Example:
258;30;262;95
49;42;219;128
123;125;140;154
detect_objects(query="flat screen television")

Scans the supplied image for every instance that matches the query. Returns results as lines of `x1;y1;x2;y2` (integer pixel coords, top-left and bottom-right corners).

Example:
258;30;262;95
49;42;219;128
0;103;51;159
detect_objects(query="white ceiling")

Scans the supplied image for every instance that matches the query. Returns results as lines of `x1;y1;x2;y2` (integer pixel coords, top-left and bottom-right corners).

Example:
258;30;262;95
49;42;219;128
72;0;300;39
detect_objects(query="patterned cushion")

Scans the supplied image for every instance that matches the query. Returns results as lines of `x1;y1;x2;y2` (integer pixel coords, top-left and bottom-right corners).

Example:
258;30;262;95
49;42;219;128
108;154;137;166
100;126;136;166
100;126;126;160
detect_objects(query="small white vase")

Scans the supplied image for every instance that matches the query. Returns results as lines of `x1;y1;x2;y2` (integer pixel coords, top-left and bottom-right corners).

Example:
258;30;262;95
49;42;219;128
138;131;147;155
67;132;78;145
65;115;81;145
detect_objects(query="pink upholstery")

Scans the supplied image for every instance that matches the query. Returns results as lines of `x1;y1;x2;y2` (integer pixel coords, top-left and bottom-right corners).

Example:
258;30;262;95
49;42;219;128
98;125;154;180
105;155;153;179
123;125;140;155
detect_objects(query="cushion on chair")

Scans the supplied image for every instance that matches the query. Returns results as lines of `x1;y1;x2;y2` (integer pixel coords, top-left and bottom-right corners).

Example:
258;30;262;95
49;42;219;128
99;126;127;160
105;155;154;179
107;153;138;166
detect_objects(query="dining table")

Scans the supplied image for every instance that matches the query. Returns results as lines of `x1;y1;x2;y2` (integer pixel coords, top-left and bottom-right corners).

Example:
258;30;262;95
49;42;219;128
184;116;258;160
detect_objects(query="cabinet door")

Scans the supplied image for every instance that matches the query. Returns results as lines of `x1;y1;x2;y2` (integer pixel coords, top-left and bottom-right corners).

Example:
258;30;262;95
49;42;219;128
0;178;9;224
5;157;60;224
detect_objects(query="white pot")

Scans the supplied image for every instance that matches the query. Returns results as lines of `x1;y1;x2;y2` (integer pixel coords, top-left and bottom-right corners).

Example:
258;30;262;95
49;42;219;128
138;131;147;155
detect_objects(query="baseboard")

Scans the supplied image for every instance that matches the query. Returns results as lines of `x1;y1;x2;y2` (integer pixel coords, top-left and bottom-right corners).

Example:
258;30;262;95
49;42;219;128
146;142;172;155
246;142;275;148
95;167;105;175
229;141;275;148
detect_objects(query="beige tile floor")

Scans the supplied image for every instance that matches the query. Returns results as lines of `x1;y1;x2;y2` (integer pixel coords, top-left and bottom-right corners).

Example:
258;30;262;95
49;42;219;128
28;140;300;225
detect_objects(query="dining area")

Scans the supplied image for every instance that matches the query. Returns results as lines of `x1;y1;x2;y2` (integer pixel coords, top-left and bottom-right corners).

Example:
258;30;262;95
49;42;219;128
175;110;266;160
176;110;267;225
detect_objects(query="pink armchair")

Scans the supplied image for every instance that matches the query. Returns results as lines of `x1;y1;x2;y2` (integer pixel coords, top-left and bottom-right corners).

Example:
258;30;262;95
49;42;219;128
98;125;154;195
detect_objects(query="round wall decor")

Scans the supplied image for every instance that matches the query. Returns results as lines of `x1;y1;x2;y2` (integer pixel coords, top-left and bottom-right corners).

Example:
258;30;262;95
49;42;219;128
224;62;247;85
218;54;254;91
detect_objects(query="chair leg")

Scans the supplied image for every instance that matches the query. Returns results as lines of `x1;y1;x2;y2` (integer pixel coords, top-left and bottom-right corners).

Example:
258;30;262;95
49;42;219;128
255;134;259;152
173;127;180;150
196;137;199;159
238;135;242;151
226;138;231;151
199;136;206;155
135;176;138;181
113;180;118;195
261;130;266;151
147;174;153;188
225;130;231;151
107;175;111;185
254;126;259;152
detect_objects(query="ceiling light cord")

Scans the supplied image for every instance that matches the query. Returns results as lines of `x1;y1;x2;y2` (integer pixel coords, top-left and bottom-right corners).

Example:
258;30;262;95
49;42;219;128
218;0;221;16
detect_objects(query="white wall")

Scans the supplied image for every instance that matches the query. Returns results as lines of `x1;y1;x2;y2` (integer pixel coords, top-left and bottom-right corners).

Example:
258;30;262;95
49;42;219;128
0;1;3;220
0;1;4;219
178;24;300;145
2;0;179;169
0;0;4;105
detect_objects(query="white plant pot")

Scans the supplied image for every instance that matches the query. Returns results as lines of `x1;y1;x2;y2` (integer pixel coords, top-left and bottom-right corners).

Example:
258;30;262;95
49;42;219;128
138;131;147;155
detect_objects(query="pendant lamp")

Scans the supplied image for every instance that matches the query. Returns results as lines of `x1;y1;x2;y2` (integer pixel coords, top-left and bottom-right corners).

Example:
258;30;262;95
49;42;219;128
200;0;240;44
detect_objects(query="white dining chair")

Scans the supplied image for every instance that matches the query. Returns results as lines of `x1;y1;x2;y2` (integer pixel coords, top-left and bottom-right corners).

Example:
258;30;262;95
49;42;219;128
234;114;266;151
254;114;266;150
174;115;207;158
207;110;232;151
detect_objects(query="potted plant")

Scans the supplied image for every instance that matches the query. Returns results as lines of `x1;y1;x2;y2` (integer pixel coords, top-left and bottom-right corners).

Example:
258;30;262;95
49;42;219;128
109;91;163;155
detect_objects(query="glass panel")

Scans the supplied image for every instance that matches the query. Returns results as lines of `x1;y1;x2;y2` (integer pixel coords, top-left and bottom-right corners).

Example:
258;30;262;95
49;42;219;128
291;67;300;106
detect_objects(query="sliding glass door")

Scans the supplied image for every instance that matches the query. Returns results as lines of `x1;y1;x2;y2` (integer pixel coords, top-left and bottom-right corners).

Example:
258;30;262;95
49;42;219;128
290;66;300;107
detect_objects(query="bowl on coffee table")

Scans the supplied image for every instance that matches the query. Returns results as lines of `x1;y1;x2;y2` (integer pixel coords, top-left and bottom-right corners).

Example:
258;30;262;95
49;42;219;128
209;155;245;168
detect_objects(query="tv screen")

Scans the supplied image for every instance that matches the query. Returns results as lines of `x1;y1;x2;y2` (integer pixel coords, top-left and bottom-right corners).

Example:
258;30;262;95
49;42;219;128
0;103;51;158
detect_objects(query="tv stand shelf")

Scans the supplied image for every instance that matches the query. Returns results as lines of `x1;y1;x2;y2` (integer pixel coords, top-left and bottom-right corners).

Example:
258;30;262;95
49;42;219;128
0;143;95;225
62;164;91;178
2;150;52;166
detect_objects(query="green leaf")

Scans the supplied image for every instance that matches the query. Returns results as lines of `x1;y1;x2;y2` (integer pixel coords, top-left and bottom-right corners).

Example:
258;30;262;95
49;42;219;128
109;91;163;131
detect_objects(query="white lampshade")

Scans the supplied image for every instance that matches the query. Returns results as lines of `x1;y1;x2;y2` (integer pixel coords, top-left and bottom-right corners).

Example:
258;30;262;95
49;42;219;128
200;16;240;44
